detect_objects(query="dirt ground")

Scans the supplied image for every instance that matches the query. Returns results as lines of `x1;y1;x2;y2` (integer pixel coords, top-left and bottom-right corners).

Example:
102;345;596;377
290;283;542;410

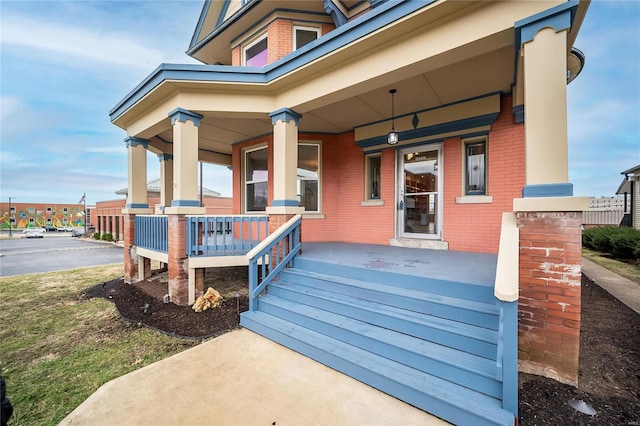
84;270;640;424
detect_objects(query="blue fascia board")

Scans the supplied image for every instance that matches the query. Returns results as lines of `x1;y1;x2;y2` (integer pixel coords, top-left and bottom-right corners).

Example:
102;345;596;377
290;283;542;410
112;0;436;123
324;0;348;27
356;112;500;148
189;0;213;50
272;199;299;207
512;105;524;123
522;183;573;198
171;199;201;207
126;203;149;209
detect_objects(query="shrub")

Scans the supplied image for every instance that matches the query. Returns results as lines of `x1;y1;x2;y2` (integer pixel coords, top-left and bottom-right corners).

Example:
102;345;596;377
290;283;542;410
583;226;640;260
93;232;101;240
101;233;114;242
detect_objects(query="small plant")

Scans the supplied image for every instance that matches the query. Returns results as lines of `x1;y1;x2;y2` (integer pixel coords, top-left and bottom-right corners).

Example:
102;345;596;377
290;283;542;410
94;232;101;240
101;233;114;242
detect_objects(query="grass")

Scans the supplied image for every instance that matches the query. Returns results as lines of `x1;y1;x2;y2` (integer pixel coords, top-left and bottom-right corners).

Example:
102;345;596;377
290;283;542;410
0;264;199;426
582;248;640;284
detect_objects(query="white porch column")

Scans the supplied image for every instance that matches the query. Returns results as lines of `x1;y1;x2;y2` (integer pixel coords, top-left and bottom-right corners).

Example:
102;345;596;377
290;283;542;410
267;108;305;215
520;6;572;198
124;137;150;209
157;153;173;214
165;108;205;215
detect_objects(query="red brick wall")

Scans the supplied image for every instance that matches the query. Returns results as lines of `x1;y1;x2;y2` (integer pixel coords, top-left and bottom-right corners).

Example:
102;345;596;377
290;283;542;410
123;214;137;284
443;95;525;253
517;211;583;385
231;46;241;66
268;19;292;64
167;214;189;306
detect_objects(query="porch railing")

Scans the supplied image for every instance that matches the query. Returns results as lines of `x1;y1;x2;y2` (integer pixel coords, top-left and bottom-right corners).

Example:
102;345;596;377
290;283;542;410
135;215;168;253
246;214;302;312
494;212;519;416
186;215;269;257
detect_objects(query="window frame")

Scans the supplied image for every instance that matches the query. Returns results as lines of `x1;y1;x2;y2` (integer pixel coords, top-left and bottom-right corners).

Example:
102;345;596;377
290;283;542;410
293;25;321;50
243;145;269;213
464;138;487;196
243;33;268;67
297;142;321;214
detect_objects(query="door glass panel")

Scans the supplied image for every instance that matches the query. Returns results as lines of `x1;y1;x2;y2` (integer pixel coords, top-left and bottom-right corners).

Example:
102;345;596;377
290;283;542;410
403;150;438;235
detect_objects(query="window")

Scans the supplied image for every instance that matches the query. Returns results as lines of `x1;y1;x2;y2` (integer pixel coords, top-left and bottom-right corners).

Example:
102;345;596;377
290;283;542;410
294;26;320;50
365;154;381;200
63;218;69;225
46;218;52;224
465;140;486;195
244;147;268;212
63;207;68;214
9;206;15;214
29;218;35;224
9;218;15;225
28;207;35;214
244;34;268;67
298;144;320;212
47;207;52;214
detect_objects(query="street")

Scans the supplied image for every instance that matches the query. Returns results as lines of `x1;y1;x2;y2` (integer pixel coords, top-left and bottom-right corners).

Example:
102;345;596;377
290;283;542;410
0;234;123;277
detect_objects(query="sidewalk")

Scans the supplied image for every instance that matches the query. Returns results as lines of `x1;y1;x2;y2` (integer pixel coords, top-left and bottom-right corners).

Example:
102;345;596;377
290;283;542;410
582;257;640;315
61;328;448;426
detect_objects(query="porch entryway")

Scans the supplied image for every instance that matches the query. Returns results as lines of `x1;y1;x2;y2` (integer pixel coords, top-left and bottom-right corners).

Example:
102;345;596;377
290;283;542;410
393;144;447;250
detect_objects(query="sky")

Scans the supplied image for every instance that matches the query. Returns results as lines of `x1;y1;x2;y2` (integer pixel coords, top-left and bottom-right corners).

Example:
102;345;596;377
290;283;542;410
1;0;639;206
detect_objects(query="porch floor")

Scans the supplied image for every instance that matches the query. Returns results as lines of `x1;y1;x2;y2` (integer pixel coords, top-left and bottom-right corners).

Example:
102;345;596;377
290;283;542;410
300;242;498;287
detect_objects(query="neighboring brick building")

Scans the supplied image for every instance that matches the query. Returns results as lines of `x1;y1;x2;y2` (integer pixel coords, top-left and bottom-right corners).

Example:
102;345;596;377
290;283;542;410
0;202;86;230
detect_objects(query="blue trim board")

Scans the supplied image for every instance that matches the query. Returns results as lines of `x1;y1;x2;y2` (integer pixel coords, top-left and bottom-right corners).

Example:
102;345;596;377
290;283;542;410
171;199;201;207
357;112;499;148
522;183;573;198
270;108;302;126
158;153;173;162
189;0;212;49
126;203;149;208
272;199;300;207
512;105;524;124
111;0;436;122
124;136;149;149
324;0;348;27
168;107;204;126
216;0;232;28
515;1;578;46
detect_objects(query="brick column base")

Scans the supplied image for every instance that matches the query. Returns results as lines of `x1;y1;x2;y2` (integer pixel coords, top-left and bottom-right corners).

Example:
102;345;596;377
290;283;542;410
168;214;189;306
142;257;152;280
517;211;582;385
123;214;138;284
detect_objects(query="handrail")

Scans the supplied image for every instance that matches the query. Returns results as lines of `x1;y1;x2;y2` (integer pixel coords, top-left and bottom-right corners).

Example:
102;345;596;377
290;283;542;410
246;214;302;312
494;212;519;302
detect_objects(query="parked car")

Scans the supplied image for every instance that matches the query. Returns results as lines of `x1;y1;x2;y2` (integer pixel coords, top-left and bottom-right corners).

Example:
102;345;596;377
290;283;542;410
44;226;57;231
25;230;44;238
71;230;83;237
23;228;44;235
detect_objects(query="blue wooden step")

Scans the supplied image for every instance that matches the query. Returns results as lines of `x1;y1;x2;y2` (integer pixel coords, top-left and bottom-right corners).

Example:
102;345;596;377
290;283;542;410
257;295;502;399
268;281;498;360
292;256;496;303
240;311;515;426
279;268;499;329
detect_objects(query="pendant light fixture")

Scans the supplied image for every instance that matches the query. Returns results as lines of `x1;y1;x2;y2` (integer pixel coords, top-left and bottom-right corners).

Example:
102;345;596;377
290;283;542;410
387;89;399;145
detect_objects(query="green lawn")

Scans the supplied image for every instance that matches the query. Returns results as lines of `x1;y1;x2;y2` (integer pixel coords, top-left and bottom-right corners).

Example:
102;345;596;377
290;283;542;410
583;248;640;284
0;264;199;426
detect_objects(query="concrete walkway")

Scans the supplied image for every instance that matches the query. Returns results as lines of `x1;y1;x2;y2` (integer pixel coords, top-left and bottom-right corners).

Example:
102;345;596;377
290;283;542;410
582;257;640;315
61;328;449;426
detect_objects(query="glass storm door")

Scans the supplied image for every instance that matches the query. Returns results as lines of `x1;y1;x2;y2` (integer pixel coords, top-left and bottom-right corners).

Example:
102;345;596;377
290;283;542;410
399;146;441;239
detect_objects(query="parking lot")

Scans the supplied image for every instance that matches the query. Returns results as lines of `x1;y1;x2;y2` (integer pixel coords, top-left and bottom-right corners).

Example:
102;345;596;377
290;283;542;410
0;233;124;277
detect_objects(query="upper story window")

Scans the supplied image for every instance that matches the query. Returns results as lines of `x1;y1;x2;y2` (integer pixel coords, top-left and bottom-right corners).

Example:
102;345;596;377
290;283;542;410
28;207;35;214
244;34;268;67
244;146;268;212
294;26;320;50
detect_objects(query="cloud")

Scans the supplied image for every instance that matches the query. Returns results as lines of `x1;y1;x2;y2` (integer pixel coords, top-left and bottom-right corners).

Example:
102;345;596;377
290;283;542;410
0;15;166;71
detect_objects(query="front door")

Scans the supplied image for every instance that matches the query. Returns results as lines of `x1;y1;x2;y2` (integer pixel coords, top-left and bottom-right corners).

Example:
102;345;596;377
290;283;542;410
398;145;442;239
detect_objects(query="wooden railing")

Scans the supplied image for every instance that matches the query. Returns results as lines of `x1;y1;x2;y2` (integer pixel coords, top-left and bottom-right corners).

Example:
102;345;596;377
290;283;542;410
246;215;302;312
186;215;268;257
135;215;168;253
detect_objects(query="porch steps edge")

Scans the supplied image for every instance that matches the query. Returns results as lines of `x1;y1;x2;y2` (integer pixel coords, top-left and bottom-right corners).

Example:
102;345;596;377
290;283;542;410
240;311;515;426
292;256;495;303
268;281;498;359
279;268;499;329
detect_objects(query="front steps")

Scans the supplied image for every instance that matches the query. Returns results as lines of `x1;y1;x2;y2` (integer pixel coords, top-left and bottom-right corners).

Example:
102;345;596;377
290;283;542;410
240;256;516;425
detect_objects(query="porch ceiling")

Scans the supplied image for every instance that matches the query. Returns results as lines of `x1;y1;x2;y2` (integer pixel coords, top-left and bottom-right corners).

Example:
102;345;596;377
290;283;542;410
150;43;514;159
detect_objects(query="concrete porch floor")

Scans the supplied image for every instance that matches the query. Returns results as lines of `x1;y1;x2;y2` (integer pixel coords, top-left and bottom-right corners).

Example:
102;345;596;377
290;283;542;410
61;328;450;425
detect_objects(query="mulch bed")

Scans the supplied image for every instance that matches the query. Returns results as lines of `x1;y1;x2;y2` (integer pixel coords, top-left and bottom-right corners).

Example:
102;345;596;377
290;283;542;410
83;272;640;424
